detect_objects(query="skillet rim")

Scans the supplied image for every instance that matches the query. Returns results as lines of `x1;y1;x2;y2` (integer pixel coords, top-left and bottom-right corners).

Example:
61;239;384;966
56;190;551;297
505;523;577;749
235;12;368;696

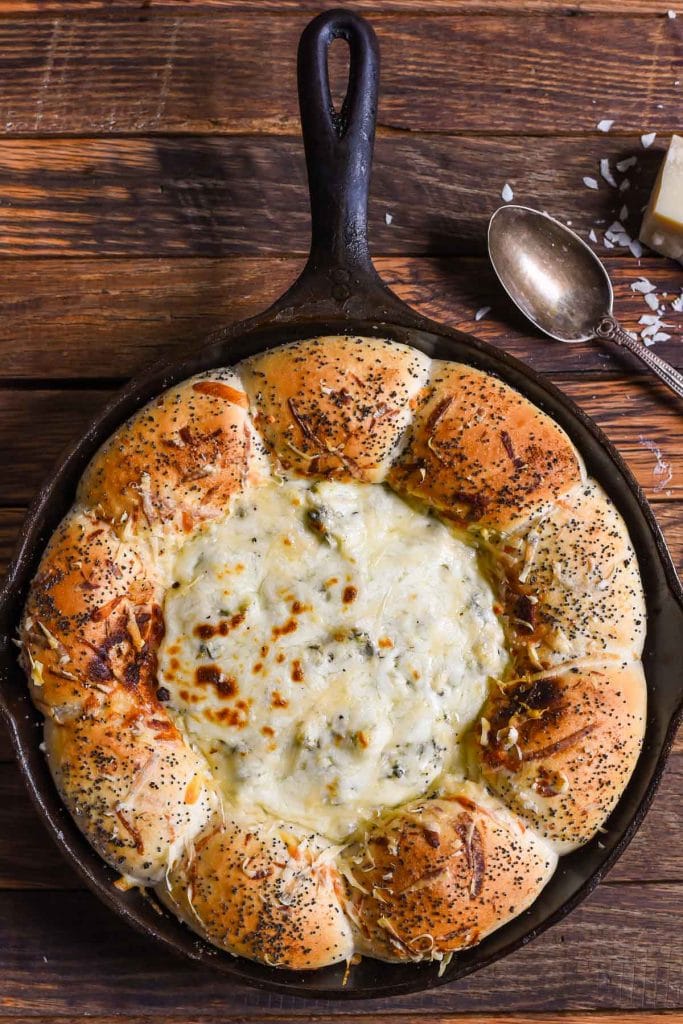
0;305;681;1000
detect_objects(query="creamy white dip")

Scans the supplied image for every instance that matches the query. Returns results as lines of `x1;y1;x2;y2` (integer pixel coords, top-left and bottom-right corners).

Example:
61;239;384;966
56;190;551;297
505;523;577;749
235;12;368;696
158;478;507;841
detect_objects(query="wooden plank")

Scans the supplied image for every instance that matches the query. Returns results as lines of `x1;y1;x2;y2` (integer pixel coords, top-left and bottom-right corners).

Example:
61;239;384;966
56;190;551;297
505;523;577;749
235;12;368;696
0;256;682;381
0;508;24;572
0;753;678;891
0;1018;679;1024
0;135;660;257
0;883;679;1012
0;13;679;136
0;2;678;13
0;377;680;506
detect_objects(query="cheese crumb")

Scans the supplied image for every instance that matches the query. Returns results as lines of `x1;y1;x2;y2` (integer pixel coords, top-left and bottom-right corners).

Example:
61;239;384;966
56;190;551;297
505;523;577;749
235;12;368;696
501;183;514;202
600;158;618;187
583;176;599;190
597;119;614;132
641;132;657;149
631;277;656;294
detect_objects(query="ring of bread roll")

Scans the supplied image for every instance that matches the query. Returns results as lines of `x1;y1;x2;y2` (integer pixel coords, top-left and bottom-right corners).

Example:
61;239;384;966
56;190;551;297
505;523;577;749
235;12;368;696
19;336;646;970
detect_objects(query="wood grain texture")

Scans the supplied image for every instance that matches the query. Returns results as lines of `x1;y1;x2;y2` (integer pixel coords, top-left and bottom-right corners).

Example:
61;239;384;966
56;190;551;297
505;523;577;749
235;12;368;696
0;135;661;257
0;1019;680;1024
0;376;680;505
0;2;679;12
0;1019;681;1024
1;756;678;891
0;884;680;1013
0;12;679;136
0;256;682;380
0;1;681;1016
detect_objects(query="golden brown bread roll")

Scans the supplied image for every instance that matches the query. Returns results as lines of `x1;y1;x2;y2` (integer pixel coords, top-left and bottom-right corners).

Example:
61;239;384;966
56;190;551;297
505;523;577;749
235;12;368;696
21;512;160;722
160;813;354;969
77;370;266;537
45;686;216;883
491;480;646;671
473;660;646;853
240;336;430;481
18;335;646;971
389;360;584;529
340;780;557;963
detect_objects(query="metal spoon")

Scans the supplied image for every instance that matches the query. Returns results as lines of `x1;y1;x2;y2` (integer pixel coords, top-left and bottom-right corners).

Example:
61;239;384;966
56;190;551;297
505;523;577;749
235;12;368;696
488;204;683;399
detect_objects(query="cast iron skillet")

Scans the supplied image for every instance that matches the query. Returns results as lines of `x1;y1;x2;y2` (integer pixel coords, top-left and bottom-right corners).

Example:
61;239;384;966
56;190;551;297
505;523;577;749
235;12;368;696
0;8;681;1002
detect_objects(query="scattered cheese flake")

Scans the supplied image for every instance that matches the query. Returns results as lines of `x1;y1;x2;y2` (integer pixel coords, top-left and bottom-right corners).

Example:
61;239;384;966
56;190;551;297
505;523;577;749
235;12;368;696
641;132;657;148
668;10;677;18
620;204;629;221
652;331;672;342
604;220;633;248
501;183;514;202
385;212;393;225
629;239;643;258
589;228;598;242
631;277;656;294
475;306;491;322
671;293;683;312
639;314;662;325
603;237;615;248
600;158;618;187
597;119;614;132
638;436;673;491
583;176;599;190
619;179;631;192
645;291;660;311
616;156;637;173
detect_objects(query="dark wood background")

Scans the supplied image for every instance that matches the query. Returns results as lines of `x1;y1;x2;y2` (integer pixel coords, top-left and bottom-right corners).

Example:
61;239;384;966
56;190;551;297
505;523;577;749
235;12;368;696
0;1;681;1022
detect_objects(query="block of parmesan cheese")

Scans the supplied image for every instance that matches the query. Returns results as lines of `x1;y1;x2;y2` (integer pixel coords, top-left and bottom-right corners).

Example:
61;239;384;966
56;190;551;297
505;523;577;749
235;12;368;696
640;134;683;263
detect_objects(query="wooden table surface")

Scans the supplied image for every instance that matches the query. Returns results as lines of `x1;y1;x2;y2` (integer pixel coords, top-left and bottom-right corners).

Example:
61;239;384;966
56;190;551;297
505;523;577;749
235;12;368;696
0;1;681;1022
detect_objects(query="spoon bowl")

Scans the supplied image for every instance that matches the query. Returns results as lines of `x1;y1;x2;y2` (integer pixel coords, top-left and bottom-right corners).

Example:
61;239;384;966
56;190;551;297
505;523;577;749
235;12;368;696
487;204;683;398
488;205;613;343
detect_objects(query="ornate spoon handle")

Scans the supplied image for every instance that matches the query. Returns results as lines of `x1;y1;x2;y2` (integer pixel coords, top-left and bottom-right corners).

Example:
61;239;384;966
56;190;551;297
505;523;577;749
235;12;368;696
594;315;683;399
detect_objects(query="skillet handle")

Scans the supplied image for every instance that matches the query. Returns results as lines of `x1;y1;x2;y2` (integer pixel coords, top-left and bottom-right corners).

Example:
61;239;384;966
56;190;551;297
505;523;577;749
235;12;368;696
261;9;419;324
298;8;378;275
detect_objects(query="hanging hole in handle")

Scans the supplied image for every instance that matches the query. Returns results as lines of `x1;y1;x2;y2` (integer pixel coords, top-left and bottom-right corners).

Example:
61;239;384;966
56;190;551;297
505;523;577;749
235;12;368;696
328;35;352;126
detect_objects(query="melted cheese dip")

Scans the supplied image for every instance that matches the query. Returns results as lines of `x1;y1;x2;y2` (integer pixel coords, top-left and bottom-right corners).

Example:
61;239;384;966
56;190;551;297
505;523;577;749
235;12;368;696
159;479;507;841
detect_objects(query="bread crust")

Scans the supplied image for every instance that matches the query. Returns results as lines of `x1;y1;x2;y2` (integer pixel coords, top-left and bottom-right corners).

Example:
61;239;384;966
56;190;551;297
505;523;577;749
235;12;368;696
240;336;431;482
388;360;584;529
45;687;216;883
78;370;266;537
473;660;647;853
18;336;647;971
492;480;646;671
21;511;161;722
160;813;354;969
340;781;557;963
